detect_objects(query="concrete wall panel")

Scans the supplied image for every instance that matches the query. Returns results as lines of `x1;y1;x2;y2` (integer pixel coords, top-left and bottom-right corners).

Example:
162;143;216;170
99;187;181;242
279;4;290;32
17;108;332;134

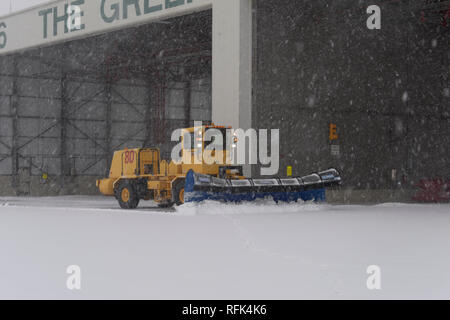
113;85;148;105
17;97;60;118
0;76;13;96
70;101;106;120
0;159;12;175
0;117;12;136
111;103;146;122
111;123;146;140
17;118;60;139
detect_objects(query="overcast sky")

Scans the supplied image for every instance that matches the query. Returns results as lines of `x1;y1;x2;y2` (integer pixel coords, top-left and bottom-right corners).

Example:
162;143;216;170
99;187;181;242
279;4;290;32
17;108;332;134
0;0;50;16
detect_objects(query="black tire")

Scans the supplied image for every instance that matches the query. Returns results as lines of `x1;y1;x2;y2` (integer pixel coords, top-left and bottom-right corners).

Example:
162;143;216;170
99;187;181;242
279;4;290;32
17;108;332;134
158;202;174;209
172;179;185;206
115;181;140;209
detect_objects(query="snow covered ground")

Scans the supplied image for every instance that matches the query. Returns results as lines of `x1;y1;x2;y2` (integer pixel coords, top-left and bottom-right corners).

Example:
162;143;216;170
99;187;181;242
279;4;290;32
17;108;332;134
0;196;449;299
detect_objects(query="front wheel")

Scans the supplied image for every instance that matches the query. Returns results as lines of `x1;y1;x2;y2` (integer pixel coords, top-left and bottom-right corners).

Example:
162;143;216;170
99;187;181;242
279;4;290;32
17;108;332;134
115;181;140;209
172;180;185;206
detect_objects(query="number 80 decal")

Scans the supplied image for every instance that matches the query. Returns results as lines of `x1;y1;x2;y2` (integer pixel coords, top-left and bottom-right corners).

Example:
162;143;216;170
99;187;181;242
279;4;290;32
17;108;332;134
0;22;6;49
124;151;135;164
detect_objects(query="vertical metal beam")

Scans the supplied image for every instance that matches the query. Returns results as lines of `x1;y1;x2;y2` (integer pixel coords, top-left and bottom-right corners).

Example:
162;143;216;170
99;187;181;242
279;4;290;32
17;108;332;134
251;0;258;179
105;80;112;174
10;55;19;193
184;80;191;128
212;0;253;177
143;80;153;148
212;0;253;130
60;45;68;190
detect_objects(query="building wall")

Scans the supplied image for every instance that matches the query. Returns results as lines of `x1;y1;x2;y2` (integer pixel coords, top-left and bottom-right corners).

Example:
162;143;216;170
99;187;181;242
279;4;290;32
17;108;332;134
1;1;448;202
0;11;212;196
254;0;449;196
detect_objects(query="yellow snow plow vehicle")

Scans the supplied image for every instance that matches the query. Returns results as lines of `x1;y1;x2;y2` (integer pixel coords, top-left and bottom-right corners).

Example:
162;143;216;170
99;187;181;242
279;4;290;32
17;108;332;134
96;125;341;209
96;124;243;208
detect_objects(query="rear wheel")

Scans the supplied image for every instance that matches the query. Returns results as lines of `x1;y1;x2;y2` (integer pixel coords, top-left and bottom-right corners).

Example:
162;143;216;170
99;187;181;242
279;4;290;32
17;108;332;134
157;180;185;208
115;181;140;209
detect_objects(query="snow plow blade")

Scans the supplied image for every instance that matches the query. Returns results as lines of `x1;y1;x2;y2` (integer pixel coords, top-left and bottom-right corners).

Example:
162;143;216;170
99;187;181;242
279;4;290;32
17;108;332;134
184;169;341;203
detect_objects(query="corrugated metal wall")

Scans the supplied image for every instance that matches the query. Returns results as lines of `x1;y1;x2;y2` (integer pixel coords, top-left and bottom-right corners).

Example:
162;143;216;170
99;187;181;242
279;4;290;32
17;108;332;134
0;11;212;195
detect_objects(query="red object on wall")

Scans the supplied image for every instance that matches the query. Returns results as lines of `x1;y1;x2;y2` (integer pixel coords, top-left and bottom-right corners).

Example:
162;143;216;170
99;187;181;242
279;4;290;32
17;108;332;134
412;179;450;203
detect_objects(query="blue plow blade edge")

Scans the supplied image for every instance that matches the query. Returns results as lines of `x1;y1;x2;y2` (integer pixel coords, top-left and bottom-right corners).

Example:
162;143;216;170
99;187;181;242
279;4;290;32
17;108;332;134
183;170;336;204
